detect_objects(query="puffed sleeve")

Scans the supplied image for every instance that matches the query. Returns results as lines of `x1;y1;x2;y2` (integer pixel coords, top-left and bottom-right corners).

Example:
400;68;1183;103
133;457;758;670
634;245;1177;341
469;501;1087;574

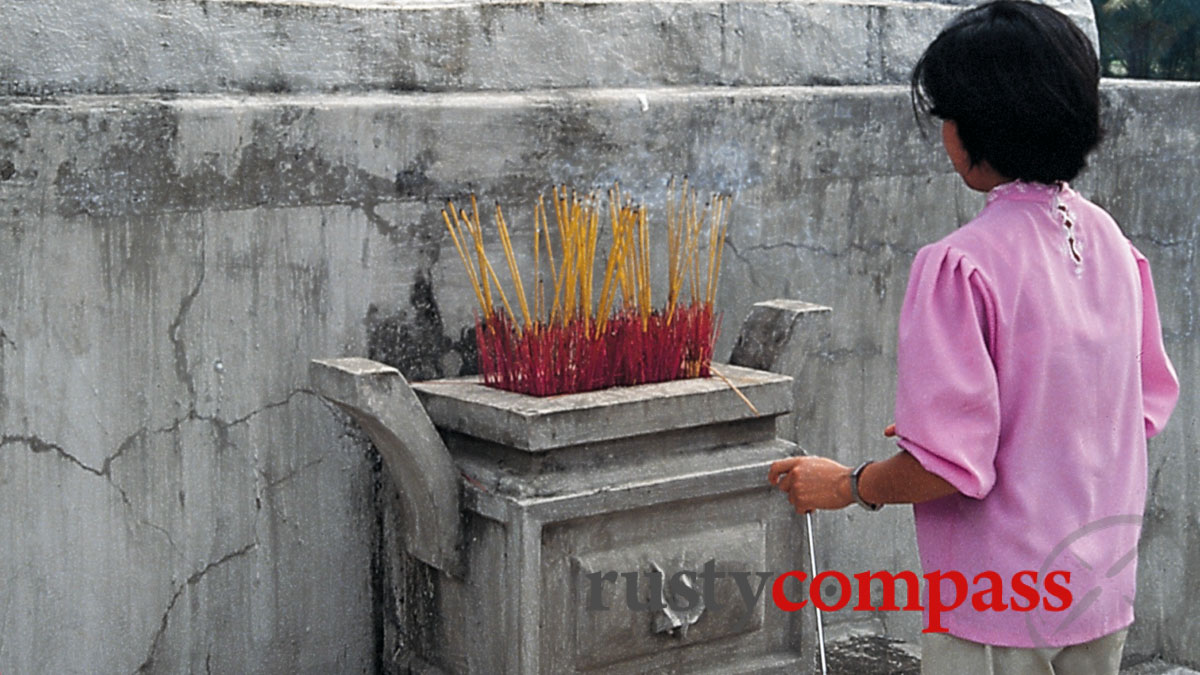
893;243;1001;499
1131;243;1179;438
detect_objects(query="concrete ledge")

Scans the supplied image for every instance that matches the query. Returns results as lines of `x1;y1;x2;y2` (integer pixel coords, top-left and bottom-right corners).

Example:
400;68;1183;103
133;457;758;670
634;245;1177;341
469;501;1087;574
0;0;1095;95
412;363;792;451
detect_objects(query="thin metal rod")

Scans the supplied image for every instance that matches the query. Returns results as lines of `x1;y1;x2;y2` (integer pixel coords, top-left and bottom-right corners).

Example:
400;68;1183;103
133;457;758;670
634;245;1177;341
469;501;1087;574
806;511;828;675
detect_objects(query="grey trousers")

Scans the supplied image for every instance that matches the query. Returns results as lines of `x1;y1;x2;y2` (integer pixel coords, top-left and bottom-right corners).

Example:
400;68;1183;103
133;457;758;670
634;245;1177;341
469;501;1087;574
921;628;1127;675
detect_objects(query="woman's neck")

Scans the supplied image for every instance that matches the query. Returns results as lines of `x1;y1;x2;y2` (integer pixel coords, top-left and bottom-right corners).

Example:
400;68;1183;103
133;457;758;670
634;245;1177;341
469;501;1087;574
962;162;1012;193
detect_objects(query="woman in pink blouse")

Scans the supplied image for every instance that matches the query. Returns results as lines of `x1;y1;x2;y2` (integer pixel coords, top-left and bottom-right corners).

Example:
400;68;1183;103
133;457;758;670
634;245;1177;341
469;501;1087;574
767;2;1180;673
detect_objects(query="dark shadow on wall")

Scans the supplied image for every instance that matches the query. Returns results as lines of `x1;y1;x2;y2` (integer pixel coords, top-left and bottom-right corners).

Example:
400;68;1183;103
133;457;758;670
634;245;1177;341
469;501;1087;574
365;269;480;382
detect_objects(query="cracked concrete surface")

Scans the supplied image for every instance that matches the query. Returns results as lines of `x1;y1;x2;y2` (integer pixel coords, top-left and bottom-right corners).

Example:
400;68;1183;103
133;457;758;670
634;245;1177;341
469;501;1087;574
0;386;359;672
135;542;258;675
2;433;110;476
0;193;375;671
1;433;133;505
168;240;207;401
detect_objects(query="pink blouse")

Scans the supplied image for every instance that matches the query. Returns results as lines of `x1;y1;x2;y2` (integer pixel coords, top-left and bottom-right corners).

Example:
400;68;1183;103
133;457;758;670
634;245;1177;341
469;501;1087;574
894;180;1179;647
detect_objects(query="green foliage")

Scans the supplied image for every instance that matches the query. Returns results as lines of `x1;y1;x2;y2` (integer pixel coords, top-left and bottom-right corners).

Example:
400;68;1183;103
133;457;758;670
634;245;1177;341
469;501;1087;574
1092;0;1200;79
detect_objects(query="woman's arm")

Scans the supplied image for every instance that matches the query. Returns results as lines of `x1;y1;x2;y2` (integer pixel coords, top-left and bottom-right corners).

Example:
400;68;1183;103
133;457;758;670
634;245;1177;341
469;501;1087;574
766;425;958;512
858;449;958;505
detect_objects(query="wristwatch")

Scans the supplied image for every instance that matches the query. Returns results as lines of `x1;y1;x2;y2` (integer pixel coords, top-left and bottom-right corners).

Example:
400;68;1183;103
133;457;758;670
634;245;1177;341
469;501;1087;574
851;461;883;511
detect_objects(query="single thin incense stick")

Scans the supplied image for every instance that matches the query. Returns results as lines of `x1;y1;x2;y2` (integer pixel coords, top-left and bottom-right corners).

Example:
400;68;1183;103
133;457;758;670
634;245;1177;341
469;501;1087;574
807;511;829;675
708;365;760;416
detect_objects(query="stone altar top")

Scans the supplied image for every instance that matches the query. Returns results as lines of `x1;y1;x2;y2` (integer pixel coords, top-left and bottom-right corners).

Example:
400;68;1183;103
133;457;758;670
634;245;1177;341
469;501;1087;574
412;363;792;451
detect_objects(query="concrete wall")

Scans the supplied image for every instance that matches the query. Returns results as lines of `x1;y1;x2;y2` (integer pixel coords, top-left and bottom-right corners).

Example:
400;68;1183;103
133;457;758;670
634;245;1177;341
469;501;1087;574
1085;82;1199;666
2;0;1195;673
1;79;1196;674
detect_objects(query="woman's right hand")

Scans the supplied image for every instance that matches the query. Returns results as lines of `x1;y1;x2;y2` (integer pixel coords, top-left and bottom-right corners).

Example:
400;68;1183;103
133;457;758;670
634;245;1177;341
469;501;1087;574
883;423;896;438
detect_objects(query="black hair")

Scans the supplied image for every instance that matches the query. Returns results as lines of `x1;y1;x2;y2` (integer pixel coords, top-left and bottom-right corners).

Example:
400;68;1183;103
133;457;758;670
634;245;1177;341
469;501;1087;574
911;0;1102;183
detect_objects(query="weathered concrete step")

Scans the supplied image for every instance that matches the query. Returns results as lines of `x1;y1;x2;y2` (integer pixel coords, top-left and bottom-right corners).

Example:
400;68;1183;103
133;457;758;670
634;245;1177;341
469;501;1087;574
1;0;1095;96
1122;661;1200;675
0;83;927;224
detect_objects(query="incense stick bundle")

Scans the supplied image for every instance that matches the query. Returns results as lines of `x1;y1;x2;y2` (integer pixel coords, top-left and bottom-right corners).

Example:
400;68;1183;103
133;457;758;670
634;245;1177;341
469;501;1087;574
442;180;731;396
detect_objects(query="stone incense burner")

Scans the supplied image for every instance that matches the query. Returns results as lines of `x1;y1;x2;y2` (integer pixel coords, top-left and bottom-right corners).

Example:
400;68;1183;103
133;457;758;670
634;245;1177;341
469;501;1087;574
310;301;825;673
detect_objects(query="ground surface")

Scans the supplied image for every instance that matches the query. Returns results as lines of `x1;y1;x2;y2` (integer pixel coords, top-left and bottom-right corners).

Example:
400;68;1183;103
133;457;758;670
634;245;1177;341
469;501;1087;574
825;634;1200;675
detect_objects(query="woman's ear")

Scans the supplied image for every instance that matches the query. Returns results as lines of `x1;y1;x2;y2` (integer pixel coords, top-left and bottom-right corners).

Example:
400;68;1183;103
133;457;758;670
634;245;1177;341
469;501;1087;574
941;119;1011;192
941;120;972;177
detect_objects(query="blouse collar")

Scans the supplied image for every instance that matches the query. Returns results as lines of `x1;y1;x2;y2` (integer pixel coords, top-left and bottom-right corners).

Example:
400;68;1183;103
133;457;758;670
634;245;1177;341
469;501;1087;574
985;180;1074;205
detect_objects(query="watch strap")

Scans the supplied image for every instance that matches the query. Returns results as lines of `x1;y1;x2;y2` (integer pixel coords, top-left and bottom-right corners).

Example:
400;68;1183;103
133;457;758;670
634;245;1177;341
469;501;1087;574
851;461;883;511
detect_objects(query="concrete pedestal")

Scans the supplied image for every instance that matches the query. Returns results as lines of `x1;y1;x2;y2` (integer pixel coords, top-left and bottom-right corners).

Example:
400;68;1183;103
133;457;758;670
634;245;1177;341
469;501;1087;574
314;357;810;673
416;364;806;673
